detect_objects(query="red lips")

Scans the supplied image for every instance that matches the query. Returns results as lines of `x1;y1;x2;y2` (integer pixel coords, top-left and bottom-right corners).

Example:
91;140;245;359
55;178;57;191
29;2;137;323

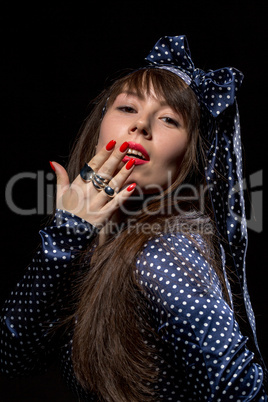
127;141;150;160
122;141;150;165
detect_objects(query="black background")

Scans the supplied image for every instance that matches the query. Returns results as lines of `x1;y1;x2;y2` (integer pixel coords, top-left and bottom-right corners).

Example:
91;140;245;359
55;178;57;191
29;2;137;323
1;1;267;400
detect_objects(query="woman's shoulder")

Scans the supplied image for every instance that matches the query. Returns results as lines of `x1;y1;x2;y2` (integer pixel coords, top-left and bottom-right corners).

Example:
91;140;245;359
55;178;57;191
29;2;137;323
136;231;222;301
137;231;214;278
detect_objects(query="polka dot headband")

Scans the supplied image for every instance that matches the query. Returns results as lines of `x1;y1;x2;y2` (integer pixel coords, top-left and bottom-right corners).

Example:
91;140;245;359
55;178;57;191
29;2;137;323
145;35;243;117
145;35;266;373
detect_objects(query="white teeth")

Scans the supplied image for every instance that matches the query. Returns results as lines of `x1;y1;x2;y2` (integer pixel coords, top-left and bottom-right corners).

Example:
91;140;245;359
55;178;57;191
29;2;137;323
127;148;145;159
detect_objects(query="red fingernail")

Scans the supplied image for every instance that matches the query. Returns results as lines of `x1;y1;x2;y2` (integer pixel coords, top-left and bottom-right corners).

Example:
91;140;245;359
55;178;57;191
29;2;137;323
125;158;136;170
49;161;55;171
106;140;116;151
119;141;129;152
127;183;136;192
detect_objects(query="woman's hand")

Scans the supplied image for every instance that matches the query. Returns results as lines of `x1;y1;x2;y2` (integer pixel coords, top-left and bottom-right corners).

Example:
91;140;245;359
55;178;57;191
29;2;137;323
50;140;136;228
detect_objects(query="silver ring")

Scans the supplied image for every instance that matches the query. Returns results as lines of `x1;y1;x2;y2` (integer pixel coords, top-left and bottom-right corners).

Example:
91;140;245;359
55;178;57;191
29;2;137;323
92;176;103;191
91;173;109;191
94;173;109;186
103;185;116;198
80;163;94;183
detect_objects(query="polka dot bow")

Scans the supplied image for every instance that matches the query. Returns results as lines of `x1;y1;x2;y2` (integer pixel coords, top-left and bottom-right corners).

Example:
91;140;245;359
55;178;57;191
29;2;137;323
145;35;267;375
145;35;244;118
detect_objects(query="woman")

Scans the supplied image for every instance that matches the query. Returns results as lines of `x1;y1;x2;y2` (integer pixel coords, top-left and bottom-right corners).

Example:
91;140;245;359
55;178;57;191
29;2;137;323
1;35;267;401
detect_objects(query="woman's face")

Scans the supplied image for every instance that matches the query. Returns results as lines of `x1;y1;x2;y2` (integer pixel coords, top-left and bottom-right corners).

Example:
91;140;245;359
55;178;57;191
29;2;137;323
96;87;189;192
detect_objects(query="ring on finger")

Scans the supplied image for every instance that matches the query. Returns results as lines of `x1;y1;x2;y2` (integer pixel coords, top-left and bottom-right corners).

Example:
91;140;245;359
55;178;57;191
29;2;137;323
80;163;94;182
94;173;109;186
92;173;109;191
103;185;116;198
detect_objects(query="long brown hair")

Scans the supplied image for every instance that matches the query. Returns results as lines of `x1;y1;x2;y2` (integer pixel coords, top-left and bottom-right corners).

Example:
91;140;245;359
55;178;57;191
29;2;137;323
66;69;226;401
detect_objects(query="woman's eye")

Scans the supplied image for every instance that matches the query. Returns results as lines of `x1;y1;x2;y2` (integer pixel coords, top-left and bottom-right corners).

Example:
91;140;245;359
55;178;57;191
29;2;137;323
117;106;136;113
161;117;179;127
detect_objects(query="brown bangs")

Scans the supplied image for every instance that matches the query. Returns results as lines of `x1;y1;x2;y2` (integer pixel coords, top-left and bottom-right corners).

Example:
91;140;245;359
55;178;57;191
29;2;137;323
105;68;200;133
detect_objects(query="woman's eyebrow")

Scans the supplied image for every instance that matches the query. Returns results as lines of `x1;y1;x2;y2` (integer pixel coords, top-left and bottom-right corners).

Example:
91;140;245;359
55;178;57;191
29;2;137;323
121;90;145;100
121;91;176;111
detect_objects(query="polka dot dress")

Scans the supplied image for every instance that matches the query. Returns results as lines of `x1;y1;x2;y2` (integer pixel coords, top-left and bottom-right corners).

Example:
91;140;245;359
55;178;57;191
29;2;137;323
0;211;267;400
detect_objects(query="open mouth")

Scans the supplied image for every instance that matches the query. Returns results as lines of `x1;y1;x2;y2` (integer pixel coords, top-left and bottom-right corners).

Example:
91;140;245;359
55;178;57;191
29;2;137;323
126;148;146;160
122;141;150;166
123;141;150;165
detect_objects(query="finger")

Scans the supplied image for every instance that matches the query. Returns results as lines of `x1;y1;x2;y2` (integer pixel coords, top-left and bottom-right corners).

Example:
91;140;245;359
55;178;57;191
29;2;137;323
73;139;117;186
107;158;136;192
101;182;137;218
95;157;136;207
89;139;117;171
50;161;70;202
96;141;130;179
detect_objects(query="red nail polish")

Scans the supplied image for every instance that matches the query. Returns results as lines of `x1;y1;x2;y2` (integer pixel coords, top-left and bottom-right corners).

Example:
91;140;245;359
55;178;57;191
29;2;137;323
49;161;55;171
127;183;136;192
125;158;136;170
119;141;129;153
106;140;116;151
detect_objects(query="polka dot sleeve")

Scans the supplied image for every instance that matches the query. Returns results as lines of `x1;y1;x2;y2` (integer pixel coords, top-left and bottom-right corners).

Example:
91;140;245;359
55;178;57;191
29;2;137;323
137;233;267;401
0;209;98;377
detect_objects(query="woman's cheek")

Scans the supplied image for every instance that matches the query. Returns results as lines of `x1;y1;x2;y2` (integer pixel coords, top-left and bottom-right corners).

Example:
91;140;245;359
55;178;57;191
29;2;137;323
96;129;111;152
95;138;104;153
96;117;112;152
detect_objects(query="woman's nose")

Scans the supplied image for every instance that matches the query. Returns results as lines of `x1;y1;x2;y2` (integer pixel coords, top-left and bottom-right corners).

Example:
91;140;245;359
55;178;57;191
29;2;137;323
129;118;152;139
